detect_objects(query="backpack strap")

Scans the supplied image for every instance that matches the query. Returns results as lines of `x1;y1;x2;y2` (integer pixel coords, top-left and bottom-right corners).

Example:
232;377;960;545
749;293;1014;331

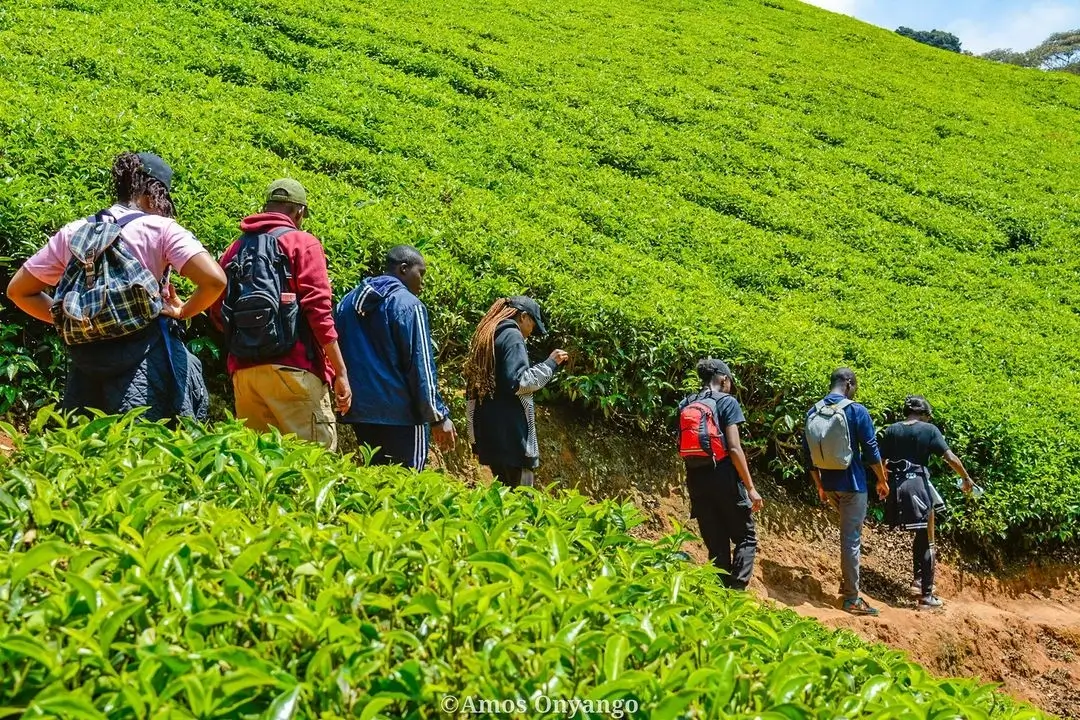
113;211;146;228
699;391;724;419
93;209;146;228
267;226;294;279
834;398;855;410
237;226;295;274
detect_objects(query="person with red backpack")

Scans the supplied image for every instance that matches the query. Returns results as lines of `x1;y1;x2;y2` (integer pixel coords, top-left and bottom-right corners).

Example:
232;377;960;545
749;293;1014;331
678;358;764;590
213;179;351;449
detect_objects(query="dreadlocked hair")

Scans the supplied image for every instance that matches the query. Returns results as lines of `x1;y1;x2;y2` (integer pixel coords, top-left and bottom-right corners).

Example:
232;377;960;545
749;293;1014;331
463;298;520;400
112;152;175;218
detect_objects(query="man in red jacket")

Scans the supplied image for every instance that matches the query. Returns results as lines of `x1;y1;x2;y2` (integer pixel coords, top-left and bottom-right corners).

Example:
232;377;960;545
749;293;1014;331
214;179;351;449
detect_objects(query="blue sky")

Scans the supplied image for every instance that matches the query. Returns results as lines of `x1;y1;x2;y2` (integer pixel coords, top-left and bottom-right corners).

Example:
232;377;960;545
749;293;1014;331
803;0;1080;54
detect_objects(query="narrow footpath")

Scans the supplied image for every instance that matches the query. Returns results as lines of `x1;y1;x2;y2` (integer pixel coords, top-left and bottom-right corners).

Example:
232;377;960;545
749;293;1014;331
658;493;1080;717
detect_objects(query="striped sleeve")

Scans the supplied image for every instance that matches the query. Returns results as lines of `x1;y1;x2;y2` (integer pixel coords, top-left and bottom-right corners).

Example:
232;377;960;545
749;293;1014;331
407;303;448;424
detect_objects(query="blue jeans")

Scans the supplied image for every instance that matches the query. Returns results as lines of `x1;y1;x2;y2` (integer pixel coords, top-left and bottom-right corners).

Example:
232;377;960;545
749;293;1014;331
827;490;868;602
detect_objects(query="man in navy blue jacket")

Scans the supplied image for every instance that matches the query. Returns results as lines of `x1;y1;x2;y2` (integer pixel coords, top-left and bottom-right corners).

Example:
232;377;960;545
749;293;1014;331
335;246;455;469
804;368;889;616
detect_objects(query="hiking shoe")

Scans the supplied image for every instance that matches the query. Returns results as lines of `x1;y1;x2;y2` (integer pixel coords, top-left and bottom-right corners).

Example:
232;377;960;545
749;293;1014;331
918;595;945;611
843;598;880;616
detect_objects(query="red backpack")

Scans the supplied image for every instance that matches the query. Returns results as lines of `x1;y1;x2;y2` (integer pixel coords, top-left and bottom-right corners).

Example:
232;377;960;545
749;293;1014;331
678;393;728;465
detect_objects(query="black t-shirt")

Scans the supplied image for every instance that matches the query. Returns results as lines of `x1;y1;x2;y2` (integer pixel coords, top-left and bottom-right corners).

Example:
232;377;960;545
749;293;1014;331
880;420;949;467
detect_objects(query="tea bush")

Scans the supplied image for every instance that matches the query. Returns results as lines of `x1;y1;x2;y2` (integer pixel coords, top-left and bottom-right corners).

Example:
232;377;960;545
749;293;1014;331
0;0;1079;551
0;413;1041;718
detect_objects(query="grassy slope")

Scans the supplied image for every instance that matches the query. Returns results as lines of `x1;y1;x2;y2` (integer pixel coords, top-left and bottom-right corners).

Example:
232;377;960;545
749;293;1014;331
1;0;1079;548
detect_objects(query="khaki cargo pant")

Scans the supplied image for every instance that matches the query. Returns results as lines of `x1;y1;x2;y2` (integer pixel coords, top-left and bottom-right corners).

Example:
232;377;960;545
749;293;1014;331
233;364;337;450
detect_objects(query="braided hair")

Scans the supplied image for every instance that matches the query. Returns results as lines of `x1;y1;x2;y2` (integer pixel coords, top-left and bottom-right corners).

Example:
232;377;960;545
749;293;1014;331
463;298;520;400
903;395;933;418
112;152;175;218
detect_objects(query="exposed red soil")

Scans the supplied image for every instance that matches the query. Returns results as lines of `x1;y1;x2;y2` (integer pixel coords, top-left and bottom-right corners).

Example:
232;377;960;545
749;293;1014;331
637;489;1080;717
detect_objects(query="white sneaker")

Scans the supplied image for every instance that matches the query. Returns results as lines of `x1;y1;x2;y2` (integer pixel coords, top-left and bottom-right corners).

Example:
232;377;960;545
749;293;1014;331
918;595;944;610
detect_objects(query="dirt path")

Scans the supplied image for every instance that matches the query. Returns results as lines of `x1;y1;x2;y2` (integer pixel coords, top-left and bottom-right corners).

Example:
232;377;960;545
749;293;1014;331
648;494;1080;716
754;528;1080;715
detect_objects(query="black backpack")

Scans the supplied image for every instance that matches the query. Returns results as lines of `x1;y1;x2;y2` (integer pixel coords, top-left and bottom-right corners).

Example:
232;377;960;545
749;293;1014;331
220;228;301;361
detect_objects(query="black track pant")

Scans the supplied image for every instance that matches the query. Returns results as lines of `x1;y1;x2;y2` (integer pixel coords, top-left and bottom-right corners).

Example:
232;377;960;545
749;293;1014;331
912;528;935;595
488;465;535;489
351;423;429;471
686;462;757;590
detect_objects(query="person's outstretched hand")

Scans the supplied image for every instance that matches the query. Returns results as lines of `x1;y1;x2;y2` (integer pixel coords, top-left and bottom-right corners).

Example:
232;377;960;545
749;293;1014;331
549;349;569;365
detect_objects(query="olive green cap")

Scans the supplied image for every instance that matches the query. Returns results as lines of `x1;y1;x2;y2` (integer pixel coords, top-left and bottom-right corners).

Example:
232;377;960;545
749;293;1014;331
266;178;311;214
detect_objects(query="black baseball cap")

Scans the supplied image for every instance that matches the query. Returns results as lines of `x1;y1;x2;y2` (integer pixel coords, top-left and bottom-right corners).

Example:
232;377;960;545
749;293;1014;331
136;152;174;191
507;296;548;336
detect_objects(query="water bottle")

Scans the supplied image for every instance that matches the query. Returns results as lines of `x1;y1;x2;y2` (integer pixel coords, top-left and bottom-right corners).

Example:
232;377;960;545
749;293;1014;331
956;478;985;499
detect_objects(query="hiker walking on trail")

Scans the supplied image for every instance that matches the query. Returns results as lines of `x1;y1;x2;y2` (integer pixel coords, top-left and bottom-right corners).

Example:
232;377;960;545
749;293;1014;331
804;368;889;616
678;358;763;590
464;296;568;488
6;152;225;421
334;245;456;469
881;395;977;611
213;179;351;450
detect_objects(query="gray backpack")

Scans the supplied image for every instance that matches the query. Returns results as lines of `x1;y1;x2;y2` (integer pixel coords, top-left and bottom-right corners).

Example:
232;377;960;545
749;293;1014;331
805;398;855;470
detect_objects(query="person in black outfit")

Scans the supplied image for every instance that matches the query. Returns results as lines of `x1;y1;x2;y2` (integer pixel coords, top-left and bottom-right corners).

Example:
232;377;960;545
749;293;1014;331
680;358;764;590
464;296;569;488
880;395;976;610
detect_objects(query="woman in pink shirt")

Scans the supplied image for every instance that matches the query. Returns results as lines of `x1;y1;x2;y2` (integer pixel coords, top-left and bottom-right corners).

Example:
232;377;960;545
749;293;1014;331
5;152;226;420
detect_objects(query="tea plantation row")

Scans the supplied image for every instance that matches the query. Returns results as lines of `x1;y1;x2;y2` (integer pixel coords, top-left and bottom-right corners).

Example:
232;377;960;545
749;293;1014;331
1;0;1079;552
0;413;1041;718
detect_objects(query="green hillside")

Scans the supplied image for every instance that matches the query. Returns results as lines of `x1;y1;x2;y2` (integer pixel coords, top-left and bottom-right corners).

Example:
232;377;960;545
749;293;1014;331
1;0;1080;550
0;413;1039;718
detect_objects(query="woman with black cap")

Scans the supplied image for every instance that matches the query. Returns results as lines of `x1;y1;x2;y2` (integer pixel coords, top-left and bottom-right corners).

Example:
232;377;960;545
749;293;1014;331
881;395;976;610
463;296;569;488
6;151;226;420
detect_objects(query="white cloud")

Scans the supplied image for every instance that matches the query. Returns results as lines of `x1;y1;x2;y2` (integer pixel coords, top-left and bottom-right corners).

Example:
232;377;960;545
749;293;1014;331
802;0;862;17
948;2;1080;54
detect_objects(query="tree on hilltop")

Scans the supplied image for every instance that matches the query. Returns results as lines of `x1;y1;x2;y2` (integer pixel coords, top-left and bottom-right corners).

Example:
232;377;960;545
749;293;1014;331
982;29;1080;74
896;26;963;53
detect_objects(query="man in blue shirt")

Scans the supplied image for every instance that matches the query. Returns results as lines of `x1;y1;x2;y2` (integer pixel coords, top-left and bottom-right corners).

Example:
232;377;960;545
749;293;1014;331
805;368;889;616
335;246;456;469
